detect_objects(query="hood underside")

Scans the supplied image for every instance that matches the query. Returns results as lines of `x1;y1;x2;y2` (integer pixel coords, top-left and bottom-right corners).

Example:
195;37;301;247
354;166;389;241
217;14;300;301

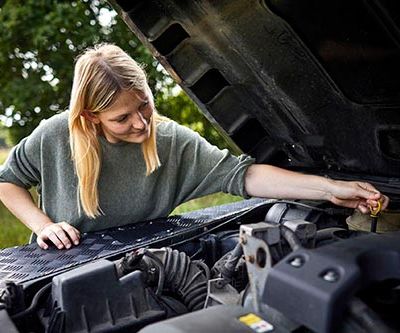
112;0;400;197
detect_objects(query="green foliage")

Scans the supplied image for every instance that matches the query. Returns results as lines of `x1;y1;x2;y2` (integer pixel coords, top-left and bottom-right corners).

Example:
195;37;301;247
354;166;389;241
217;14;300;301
0;205;31;248
0;149;31;247
171;193;242;215
0;125;10;147
0;0;229;149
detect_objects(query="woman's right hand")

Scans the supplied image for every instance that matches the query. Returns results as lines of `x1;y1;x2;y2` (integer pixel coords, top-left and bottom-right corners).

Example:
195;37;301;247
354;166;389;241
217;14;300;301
36;221;80;250
0;183;80;250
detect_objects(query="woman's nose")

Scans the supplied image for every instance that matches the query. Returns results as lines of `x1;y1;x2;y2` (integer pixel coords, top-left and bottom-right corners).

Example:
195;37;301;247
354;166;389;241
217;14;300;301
131;112;147;130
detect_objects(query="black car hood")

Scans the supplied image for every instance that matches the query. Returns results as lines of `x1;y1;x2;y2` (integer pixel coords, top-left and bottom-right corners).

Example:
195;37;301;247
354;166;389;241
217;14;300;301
111;0;400;197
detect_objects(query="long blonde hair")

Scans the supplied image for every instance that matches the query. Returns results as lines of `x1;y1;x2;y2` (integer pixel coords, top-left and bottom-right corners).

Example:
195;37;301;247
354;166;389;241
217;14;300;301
68;43;162;218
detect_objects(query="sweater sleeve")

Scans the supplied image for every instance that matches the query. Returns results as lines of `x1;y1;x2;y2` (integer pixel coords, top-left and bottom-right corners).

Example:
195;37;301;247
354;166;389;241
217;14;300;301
0;122;44;189
171;122;255;204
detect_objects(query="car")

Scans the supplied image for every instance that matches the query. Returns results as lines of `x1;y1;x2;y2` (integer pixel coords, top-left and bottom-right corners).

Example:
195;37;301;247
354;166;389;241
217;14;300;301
0;0;399;332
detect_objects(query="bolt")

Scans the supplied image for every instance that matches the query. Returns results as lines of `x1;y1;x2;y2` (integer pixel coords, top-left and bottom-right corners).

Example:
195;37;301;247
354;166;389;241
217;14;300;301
215;280;225;289
322;270;339;283
289;256;304;268
246;255;255;264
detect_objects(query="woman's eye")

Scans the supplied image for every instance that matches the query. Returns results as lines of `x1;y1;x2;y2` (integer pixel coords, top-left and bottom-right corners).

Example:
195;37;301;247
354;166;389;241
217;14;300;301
117;115;128;123
139;101;149;111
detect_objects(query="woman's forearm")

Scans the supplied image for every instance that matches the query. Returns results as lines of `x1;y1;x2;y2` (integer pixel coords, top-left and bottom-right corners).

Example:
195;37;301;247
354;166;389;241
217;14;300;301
244;164;332;200
244;164;389;213
0;182;53;234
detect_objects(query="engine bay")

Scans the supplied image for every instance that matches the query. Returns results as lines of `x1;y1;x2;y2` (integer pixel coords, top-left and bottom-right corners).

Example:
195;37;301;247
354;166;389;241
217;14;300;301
0;198;399;333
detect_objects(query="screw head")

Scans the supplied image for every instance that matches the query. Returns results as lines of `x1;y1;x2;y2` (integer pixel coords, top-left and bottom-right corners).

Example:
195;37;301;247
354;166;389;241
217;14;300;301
246;255;255;264
289;256;304;268
322;270;339;283
215;280;225;289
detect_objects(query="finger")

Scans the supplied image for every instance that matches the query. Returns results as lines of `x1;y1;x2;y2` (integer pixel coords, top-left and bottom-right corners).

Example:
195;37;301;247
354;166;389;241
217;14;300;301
59;222;80;244
47;231;64;249
59;222;80;237
330;196;357;209
358;182;380;193
73;226;81;238
358;206;369;214
367;195;390;211
357;203;370;214
366;199;379;208
356;184;380;200
63;225;80;246
55;229;72;249
37;237;49;250
381;195;390;210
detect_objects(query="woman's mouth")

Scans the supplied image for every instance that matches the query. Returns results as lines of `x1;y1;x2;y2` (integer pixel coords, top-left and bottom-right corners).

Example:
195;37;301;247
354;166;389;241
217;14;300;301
131;128;148;135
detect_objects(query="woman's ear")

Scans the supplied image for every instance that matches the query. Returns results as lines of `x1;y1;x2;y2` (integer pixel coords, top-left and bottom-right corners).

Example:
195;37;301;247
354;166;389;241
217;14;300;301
81;110;100;124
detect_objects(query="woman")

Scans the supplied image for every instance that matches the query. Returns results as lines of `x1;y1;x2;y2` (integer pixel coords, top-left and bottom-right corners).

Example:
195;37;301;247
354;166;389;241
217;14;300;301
0;44;388;250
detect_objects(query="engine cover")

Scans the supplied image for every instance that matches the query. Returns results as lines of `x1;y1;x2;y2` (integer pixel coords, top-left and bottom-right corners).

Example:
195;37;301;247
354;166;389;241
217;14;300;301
264;231;400;333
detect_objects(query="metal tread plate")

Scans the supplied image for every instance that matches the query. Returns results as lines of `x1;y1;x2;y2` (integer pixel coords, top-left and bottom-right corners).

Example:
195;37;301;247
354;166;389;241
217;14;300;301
0;198;268;290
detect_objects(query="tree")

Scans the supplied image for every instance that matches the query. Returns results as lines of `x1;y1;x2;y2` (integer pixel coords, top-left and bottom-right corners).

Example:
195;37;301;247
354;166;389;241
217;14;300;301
0;0;229;149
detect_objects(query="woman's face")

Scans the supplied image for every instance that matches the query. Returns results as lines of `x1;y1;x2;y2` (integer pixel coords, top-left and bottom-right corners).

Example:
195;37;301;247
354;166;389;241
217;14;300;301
94;89;154;144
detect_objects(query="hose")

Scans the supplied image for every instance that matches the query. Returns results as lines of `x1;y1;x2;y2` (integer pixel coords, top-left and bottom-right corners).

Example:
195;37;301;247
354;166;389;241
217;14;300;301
280;226;302;251
208;242;244;283
315;228;347;243
117;247;210;311
11;283;51;320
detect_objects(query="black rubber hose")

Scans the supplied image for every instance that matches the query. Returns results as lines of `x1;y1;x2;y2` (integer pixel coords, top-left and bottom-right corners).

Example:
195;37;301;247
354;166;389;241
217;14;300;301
142;250;166;296
11;283;51;320
161;248;209;311
220;243;243;279
280;226;302;251
119;248;210;312
194;260;211;281
315;228;347;243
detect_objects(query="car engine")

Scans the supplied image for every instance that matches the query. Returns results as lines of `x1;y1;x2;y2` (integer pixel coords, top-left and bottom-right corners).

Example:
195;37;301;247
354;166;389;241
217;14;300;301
0;198;399;333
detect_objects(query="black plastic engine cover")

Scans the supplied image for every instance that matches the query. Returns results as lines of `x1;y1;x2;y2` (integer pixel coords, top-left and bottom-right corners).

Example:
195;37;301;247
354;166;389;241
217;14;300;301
264;231;400;333
50;260;165;333
138;305;289;333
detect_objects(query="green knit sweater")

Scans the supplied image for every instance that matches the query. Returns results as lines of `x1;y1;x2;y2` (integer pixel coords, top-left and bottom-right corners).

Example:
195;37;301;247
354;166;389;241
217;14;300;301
0;111;254;233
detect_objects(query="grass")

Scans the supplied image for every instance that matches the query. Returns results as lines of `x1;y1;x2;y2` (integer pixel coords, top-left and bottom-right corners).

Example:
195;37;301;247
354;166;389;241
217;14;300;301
0;148;10;164
0;148;242;248
0;148;33;248
0;206;32;248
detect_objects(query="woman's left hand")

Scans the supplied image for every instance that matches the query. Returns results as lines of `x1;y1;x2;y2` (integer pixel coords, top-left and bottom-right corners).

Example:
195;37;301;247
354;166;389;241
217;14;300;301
327;180;389;214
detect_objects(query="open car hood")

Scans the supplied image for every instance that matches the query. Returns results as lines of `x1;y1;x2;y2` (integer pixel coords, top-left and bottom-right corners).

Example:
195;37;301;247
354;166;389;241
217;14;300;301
1;4;400;331
111;0;400;199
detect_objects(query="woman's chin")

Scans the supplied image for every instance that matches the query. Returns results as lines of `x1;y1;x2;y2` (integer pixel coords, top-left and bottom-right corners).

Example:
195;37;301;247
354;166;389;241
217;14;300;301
124;130;150;143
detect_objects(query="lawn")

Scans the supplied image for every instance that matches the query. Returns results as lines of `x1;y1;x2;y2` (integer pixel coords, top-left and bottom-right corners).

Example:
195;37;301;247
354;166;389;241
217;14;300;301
0;148;242;248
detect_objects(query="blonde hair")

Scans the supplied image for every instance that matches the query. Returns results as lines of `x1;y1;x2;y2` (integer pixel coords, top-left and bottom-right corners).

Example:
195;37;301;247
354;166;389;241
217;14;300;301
68;43;163;218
